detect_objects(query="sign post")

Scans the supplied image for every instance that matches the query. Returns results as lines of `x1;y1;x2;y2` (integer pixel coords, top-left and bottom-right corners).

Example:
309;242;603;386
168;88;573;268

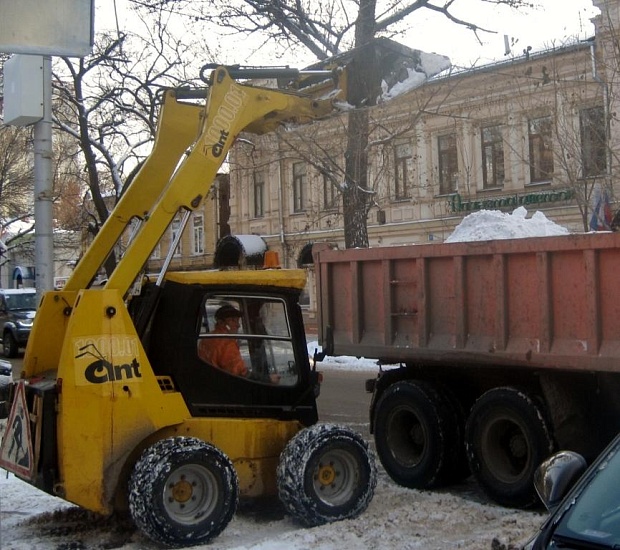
0;0;94;291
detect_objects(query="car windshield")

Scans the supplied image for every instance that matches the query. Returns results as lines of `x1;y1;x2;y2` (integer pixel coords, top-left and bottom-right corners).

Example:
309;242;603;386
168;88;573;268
4;293;38;310
553;442;620;548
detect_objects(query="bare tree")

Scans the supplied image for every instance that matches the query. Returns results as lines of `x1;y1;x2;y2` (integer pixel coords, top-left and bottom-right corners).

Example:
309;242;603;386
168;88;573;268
133;0;534;248
489;40;611;232
0;53;35;256
51;7;209;274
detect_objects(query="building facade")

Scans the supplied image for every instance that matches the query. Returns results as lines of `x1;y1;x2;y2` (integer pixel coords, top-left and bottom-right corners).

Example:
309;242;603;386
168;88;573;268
150;0;620;331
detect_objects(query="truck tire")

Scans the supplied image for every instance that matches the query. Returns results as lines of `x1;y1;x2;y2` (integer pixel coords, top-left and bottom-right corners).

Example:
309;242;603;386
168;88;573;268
3;332;18;358
277;423;377;527
465;387;554;508
373;380;461;489
128;437;238;547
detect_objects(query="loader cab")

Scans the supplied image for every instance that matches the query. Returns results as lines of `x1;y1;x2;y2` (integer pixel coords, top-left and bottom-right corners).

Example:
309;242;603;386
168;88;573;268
198;296;300;387
141;272;320;426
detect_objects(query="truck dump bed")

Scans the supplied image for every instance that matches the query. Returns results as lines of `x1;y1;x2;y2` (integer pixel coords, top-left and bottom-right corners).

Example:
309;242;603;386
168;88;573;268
314;232;620;372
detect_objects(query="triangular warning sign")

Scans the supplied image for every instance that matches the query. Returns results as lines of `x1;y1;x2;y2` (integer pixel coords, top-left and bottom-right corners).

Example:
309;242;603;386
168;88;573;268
0;380;34;479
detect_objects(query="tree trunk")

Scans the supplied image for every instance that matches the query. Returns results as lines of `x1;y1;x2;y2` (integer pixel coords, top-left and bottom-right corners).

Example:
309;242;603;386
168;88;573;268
343;0;378;249
343;108;370;248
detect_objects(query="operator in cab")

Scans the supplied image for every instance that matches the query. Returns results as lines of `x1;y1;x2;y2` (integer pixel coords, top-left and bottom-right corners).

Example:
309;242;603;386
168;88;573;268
198;305;248;377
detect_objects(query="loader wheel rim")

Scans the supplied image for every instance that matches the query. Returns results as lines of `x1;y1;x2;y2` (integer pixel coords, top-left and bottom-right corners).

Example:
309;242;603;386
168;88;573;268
312;448;358;507
163;464;218;524
317;463;337;486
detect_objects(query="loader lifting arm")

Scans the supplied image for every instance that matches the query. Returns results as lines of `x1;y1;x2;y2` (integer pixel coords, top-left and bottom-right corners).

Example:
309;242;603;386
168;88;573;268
67;65;344;295
23;65;344;378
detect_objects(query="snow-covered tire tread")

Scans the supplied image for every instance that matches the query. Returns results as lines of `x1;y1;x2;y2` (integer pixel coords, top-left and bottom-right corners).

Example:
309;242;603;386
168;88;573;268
277;423;377;527
128;436;238;547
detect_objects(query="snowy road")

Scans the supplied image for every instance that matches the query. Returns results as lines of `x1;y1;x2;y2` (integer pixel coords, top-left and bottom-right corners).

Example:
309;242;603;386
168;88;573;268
0;351;547;549
1;455;545;549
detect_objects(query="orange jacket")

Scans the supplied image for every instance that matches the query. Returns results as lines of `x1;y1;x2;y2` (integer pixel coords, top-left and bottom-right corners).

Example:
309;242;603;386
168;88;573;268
198;326;247;377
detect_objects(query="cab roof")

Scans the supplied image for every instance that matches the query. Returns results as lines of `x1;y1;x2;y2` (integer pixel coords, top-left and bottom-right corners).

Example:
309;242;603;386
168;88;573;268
163;269;307;290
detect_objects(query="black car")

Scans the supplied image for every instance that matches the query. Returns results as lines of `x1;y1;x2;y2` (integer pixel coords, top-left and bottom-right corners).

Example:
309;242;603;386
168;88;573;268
524;433;620;549
0;288;38;358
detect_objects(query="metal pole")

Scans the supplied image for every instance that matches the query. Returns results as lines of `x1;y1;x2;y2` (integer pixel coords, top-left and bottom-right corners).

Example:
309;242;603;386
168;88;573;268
33;55;54;291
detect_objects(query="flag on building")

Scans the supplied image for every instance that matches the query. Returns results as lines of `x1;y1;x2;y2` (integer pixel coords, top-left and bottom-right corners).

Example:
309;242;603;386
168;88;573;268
589;188;613;231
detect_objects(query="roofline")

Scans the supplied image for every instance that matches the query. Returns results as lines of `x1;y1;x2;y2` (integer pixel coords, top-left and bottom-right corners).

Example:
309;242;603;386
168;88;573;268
430;37;595;84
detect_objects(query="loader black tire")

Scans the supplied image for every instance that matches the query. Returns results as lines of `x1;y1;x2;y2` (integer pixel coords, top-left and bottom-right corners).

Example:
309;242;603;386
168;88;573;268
277;423;377;527
128;437;238;547
373;380;460;489
465;386;554;508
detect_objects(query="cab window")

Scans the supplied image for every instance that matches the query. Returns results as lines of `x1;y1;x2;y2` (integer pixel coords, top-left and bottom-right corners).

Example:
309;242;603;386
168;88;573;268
197;295;299;386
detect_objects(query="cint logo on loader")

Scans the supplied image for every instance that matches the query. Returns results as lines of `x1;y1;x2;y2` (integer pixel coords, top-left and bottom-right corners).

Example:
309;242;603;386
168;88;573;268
76;342;142;384
202;87;246;158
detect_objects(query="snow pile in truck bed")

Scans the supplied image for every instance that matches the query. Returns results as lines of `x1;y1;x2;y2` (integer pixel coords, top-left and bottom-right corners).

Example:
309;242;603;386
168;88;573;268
445;206;570;243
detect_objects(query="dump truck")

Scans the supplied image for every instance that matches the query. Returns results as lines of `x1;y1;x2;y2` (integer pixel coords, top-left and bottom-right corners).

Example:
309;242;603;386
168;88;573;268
313;233;620;508
0;65;376;547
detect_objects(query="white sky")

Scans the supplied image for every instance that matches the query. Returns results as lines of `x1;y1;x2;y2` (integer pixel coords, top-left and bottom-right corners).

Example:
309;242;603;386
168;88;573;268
402;0;599;66
96;0;599;68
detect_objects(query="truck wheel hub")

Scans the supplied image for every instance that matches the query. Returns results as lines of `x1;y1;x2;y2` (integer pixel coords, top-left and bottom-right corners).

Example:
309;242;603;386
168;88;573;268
509;434;527;458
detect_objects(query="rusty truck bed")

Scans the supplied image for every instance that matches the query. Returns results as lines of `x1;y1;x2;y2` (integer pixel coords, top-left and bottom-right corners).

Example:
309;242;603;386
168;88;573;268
313;232;620;372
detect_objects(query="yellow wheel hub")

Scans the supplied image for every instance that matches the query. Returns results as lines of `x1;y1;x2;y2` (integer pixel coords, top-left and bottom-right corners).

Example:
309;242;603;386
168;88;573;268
317;462;337;486
170;478;193;503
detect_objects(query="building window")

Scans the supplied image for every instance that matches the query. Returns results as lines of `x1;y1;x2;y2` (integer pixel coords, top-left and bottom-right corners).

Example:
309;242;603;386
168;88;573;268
580;106;607;178
394;142;412;200
323;173;339;211
438;133;458;194
293;162;307;213
170;217;182;257
192;214;204;255
151;242;161;260
253;172;264;218
528;116;554;183
482;124;505;189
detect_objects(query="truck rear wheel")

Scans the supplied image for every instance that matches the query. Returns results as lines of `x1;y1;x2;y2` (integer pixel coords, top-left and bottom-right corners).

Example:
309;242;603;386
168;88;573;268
465;387;554;508
128;437;238;547
373;380;461;488
277;423;377;527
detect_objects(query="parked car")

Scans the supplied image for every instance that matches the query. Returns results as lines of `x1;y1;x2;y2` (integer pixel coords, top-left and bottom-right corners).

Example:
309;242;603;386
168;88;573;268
0;359;11;419
523;432;620;549
0;288;38;358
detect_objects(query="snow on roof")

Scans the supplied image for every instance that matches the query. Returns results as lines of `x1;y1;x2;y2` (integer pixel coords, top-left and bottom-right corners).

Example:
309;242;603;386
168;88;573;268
445;206;570;243
234;234;267;257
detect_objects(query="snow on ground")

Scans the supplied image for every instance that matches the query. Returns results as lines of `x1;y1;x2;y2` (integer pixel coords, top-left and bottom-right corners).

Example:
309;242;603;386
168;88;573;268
2;210;563;549
0;348;547;550
0;462;546;550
